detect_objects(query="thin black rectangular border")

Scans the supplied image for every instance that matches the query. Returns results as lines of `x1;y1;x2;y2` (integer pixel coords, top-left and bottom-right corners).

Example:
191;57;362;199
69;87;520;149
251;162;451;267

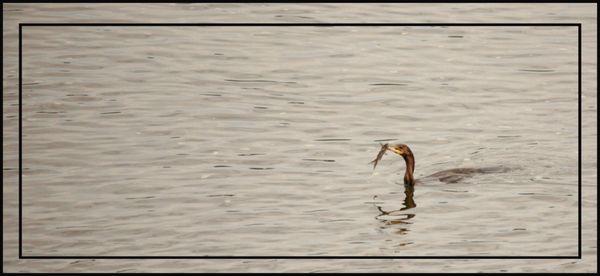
17;22;582;260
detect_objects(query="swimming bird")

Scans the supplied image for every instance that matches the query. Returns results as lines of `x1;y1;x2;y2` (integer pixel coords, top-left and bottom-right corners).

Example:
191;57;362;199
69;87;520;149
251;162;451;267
370;143;510;185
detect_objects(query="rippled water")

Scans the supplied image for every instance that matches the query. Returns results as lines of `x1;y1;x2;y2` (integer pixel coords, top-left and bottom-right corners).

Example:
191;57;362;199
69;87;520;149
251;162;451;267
18;25;580;257
3;3;597;273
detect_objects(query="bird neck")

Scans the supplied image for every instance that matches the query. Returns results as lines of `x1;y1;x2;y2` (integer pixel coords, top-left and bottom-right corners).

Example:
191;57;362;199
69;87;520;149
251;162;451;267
402;149;415;186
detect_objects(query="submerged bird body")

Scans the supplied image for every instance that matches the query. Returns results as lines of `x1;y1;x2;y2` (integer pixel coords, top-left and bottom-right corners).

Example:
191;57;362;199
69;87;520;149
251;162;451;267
370;143;509;185
426;166;511;183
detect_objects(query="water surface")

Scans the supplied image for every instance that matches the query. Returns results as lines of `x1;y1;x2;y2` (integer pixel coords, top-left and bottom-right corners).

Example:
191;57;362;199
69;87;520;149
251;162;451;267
2;3;596;273
18;26;579;257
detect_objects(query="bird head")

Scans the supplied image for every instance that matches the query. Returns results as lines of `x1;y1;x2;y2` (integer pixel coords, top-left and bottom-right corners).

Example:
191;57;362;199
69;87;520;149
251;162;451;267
387;144;410;156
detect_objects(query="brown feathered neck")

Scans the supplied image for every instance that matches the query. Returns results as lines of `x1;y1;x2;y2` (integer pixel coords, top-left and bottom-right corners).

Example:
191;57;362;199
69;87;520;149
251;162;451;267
402;147;415;186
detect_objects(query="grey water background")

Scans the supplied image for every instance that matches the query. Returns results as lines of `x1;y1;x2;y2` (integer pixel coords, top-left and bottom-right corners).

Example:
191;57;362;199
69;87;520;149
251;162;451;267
3;3;597;273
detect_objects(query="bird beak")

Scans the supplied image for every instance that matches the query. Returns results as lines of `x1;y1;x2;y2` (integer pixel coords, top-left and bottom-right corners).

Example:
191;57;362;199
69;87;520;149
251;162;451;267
387;147;402;155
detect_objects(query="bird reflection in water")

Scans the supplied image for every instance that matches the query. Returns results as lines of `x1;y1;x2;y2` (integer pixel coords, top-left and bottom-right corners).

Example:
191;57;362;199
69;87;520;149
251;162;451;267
373;183;417;235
